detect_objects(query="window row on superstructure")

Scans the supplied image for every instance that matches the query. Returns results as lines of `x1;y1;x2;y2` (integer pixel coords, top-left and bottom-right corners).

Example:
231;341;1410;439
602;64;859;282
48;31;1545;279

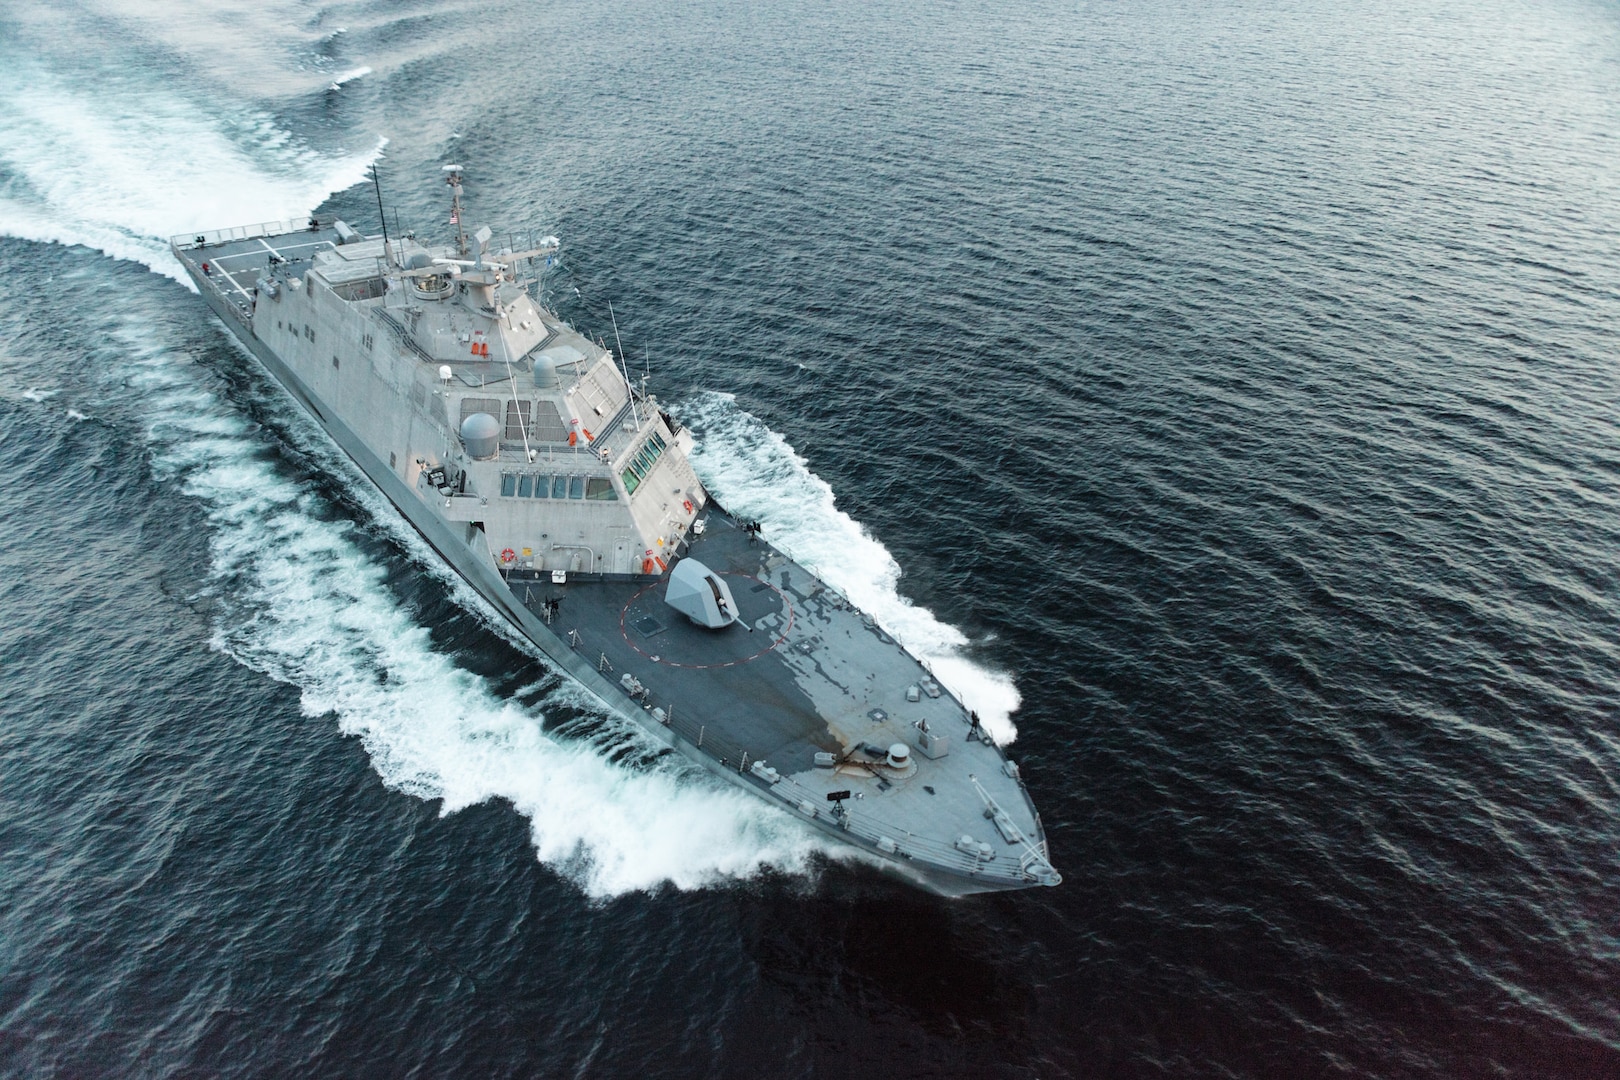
620;430;668;496
499;473;616;501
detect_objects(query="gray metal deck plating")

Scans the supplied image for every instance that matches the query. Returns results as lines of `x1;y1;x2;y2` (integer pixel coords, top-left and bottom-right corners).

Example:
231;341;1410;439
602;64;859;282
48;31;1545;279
176;218;344;316
510;507;1053;888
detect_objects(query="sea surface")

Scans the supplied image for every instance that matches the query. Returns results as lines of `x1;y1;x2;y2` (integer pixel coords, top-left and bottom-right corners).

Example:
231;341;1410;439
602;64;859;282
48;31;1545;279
2;1;1619;1076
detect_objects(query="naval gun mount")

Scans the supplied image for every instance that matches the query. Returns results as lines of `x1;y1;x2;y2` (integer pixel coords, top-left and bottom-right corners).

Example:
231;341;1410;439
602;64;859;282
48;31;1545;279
664;558;739;629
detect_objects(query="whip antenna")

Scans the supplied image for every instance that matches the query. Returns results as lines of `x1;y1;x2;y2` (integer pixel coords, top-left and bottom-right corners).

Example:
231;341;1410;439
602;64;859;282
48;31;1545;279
371;163;392;267
608;300;642;428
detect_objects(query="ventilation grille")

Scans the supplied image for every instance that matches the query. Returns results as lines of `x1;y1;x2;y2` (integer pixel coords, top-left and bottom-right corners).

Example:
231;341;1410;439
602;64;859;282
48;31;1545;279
458;397;570;443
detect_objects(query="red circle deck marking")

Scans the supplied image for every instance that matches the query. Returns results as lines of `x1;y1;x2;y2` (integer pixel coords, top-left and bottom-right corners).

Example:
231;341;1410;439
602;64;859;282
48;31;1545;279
618;573;795;668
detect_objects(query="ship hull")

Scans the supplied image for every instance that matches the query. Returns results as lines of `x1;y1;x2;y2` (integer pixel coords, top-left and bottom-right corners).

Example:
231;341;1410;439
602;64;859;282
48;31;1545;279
187;277;1021;897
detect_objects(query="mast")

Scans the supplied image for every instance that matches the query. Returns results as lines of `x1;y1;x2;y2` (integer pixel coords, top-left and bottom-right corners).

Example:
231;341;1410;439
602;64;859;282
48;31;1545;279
444;165;468;259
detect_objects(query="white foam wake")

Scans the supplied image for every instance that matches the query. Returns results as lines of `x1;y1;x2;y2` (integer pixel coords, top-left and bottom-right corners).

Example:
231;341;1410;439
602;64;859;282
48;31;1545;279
0;58;380;284
0;26;837;896
329;67;373;90
113;323;830;898
682;392;1021;744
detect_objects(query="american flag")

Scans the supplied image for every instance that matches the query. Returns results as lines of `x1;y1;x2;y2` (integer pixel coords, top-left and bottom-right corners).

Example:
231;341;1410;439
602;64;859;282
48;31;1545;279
449;211;459;224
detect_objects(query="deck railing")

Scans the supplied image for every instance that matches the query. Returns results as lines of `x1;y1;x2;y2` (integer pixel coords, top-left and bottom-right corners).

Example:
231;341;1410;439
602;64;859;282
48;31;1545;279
170;217;317;250
172;245;254;327
617;677;1034;884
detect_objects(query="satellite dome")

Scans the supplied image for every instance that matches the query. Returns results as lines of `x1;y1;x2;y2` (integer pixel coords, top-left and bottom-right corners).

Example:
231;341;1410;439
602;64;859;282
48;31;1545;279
532;352;559;390
459;412;500;459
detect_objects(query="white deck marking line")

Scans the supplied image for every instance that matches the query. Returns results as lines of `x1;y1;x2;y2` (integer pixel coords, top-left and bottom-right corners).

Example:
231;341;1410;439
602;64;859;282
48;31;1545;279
213;237;334;267
257;237;285;260
273;238;337;255
212;263;252;302
260;237;332;256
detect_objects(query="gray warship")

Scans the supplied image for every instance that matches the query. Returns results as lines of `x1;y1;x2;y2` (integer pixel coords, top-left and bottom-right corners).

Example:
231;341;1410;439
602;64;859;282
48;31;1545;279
170;167;1059;895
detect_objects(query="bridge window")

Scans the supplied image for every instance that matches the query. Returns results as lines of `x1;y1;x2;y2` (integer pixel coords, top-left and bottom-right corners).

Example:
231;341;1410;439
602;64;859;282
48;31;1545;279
500;474;516;498
551;475;568;499
619;429;669;496
517;474;533;498
531;474;548;498
568;476;585;500
586;478;615;501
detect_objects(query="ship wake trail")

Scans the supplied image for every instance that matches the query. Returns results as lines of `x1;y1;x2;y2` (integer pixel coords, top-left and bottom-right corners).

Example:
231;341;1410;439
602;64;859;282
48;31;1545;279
0;28;839;895
683;391;1022;744
0;53;380;285
113;315;833;899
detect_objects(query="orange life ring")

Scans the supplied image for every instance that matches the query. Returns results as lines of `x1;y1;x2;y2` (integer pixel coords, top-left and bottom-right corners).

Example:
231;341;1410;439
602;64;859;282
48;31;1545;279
499;548;516;565
682;499;693;514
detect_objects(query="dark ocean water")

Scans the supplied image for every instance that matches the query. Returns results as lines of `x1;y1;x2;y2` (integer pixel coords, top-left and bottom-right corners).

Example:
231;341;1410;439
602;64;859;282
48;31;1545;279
3;0;1619;1076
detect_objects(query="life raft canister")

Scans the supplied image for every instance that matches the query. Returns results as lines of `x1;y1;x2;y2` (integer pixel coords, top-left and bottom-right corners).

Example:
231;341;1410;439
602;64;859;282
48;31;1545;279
682;499;693;514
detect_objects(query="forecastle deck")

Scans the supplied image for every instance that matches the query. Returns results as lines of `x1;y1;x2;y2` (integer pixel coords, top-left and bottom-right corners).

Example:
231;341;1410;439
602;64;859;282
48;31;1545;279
171;217;1059;894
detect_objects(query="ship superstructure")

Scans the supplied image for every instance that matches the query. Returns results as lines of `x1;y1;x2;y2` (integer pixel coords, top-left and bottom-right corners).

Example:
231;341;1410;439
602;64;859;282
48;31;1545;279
170;168;1060;895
